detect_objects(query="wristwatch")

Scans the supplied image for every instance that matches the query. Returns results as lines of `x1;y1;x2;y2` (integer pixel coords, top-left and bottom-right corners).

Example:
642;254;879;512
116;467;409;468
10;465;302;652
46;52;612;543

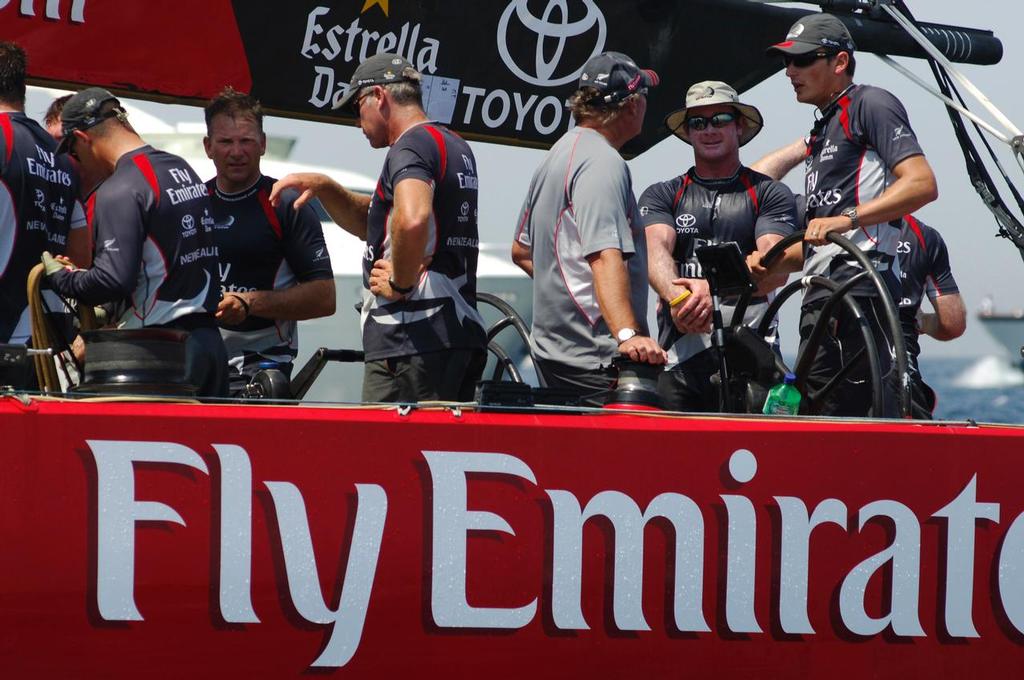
616;328;639;344
388;277;415;295
841;206;860;230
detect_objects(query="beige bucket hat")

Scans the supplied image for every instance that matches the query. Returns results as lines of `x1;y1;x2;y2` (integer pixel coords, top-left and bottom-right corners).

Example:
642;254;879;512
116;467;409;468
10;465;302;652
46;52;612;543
664;80;764;147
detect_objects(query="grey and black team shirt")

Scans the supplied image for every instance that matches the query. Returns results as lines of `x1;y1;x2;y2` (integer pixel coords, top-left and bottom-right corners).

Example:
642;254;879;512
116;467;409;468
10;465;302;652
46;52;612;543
362;122;486;361
0;112;86;343
639;167;797;366
803;84;925;304
50;146;218;326
206;174;333;377
514;126;649;369
897;215;959;369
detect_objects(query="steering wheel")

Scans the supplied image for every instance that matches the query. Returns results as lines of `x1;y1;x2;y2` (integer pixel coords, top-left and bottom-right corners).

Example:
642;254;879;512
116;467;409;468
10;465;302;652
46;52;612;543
758;230;911;418
475;291;536;384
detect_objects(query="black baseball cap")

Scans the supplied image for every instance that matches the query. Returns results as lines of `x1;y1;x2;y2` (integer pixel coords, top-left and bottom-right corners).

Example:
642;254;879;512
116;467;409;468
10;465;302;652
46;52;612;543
55;87;123;154
333;52;419;112
766;13;856;56
577;51;659;106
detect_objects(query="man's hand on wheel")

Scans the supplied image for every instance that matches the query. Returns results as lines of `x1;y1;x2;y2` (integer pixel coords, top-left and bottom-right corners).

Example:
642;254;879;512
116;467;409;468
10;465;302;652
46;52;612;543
618;335;668;365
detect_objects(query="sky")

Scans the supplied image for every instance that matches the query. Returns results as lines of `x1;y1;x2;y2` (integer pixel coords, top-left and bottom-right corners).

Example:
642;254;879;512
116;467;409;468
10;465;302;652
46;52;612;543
24;1;1023;359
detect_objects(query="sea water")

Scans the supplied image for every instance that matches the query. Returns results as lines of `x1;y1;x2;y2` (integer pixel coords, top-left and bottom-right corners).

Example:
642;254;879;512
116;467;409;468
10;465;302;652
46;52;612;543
923;356;1024;424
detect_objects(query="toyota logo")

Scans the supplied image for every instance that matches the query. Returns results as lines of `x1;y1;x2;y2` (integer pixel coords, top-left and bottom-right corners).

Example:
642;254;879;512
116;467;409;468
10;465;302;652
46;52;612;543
497;0;607;87
182;214;195;230
676;214;697;229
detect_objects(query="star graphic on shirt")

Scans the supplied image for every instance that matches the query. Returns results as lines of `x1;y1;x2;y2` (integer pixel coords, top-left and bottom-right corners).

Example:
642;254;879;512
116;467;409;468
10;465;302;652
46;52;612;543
361;0;389;16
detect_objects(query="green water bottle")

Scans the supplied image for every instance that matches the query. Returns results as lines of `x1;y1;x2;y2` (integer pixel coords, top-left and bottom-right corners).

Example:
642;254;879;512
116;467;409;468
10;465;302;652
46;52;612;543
762;372;801;415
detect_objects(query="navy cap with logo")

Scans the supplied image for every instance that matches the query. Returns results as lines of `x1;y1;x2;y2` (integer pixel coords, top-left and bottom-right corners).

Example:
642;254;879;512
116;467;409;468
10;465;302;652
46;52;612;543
766;13;856;56
577;51;659;106
334;52;419;112
55;87;123;154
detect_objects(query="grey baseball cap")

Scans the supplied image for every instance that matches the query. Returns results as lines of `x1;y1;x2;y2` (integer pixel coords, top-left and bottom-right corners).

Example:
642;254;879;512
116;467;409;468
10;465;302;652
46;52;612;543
766;13;856;56
333;52;419;112
56;87;123;154
664;81;764;147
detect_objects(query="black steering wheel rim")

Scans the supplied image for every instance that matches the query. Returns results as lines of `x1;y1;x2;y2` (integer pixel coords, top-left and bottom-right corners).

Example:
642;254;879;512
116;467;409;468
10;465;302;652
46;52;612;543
760;230;910;418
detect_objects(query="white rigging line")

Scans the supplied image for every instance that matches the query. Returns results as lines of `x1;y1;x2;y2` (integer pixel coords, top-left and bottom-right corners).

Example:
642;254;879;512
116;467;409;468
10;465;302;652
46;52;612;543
875;55;1010;145
877;3;1022;141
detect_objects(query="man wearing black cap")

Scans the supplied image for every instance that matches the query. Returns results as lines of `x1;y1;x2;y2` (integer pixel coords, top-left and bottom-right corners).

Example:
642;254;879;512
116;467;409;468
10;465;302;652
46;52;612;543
751;139;966;420
271;53;486;403
763;13;939;417
43;87;228;397
0;42;89;388
511;51;667;406
640;80;798;412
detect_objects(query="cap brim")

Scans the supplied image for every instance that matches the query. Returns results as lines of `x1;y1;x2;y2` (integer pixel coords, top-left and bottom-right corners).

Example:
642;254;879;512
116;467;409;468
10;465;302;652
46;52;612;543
333;85;360;112
641;69;660;89
55;132;73;155
765;40;820;56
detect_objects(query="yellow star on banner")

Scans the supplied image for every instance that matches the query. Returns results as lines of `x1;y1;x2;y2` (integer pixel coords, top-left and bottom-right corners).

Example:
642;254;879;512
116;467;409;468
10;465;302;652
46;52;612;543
361;0;389;16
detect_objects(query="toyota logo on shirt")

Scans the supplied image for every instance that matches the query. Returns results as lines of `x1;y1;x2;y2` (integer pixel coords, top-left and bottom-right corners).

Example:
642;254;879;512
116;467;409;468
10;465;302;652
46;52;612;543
676;213;698;233
497;0;607;87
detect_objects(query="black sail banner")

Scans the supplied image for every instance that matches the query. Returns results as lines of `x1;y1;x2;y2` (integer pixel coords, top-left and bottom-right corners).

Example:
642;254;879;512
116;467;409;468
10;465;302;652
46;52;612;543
6;0;1003;156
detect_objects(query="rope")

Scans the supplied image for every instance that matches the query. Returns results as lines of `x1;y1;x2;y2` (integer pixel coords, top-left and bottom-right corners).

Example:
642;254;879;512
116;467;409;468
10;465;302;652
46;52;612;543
27;264;60;391
27;263;98;392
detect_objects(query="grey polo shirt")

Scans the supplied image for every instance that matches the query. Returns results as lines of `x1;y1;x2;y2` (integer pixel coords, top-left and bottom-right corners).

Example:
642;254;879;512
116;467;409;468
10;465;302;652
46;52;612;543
514;126;649;369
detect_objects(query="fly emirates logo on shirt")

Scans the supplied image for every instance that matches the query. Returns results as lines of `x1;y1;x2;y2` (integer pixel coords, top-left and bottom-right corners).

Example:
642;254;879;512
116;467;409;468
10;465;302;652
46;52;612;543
165;167;209;206
26;145;72;187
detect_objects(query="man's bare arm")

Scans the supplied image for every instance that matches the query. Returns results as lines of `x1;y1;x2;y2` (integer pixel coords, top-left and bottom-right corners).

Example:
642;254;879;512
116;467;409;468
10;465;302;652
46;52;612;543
806;155;939;245
270;172;371;240
918;293;967;341
645;223;685;302
856;155;939;227
217;278;336;325
750;137;806;181
511;241;533;278
589;248;668;365
389;178;433;290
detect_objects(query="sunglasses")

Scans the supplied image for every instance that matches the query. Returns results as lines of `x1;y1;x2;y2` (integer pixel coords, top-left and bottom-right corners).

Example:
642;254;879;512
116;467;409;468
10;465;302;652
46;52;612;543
685;111;738;131
353;88;379;115
67;132;80;161
782;51;835;68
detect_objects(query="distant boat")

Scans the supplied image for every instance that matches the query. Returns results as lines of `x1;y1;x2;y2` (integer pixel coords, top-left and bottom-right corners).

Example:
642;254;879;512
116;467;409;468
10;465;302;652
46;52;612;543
978;306;1024;367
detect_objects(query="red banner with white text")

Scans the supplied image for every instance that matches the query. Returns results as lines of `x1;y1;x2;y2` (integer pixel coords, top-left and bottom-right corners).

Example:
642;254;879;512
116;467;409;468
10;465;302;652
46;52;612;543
1;398;1022;678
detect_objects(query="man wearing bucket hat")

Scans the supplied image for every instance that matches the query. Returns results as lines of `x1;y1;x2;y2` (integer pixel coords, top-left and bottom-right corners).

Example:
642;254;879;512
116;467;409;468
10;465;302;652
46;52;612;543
640;81;798;412
762;13;938;417
43;87;228;397
511;51;668;406
270;53;486;403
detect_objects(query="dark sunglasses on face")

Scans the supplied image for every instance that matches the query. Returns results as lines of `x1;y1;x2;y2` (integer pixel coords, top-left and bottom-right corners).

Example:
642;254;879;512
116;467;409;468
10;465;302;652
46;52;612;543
67;133;79;160
685;111;738;131
782;51;835;68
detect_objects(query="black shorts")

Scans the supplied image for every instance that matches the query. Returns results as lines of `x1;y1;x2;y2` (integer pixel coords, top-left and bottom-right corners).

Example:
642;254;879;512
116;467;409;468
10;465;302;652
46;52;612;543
533;358;616;408
657;348;721;413
362;347;486;403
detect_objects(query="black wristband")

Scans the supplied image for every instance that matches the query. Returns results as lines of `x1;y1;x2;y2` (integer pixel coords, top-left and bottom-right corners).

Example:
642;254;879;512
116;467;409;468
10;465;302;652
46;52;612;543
227;293;251;318
388;277;415;295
